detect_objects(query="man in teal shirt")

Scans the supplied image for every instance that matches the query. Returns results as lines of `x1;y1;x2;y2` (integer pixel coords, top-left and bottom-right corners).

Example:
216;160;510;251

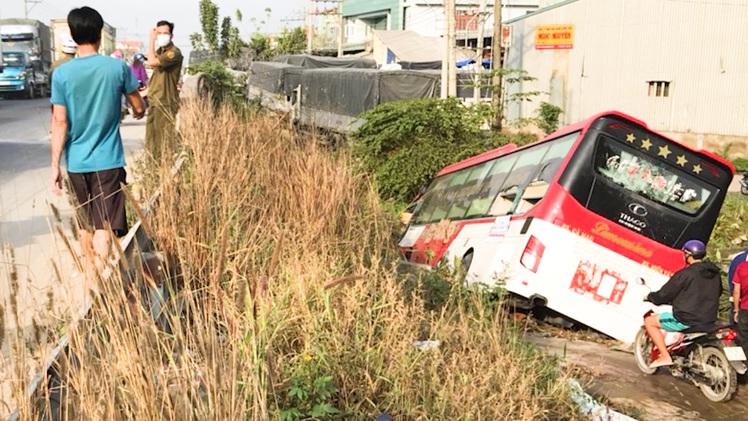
50;6;145;274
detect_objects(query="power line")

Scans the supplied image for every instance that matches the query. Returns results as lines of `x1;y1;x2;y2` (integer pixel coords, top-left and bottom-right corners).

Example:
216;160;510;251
25;0;42;19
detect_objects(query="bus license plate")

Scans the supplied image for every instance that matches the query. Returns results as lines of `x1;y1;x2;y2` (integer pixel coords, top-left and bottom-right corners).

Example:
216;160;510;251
723;346;747;361
0;81;12;86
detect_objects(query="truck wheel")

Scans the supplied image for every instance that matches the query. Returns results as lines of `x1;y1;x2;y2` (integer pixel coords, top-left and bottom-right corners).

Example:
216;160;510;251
26;83;35;99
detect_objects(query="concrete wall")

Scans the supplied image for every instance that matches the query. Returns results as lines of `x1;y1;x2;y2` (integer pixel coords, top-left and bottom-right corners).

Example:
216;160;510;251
503;0;748;151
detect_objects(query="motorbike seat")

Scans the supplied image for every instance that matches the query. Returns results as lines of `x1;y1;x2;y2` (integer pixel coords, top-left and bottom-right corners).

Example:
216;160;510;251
681;321;727;334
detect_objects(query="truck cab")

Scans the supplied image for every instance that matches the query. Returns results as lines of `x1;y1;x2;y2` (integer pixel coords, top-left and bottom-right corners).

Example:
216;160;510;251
0;19;51;99
0;51;47;99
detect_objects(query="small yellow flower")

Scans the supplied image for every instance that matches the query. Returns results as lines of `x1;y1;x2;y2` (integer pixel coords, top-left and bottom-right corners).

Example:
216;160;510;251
302;353;313;362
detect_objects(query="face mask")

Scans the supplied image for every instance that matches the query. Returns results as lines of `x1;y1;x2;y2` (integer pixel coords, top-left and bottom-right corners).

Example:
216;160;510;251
156;34;171;48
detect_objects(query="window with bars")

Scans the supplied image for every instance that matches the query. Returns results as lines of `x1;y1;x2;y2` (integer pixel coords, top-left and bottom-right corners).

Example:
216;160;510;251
648;81;671;97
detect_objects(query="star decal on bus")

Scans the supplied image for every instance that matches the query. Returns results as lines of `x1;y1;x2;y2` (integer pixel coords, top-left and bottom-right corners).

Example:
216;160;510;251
657;145;671;158
676;155;688;166
640;138;652;150
626;133;635;143
692;164;702;174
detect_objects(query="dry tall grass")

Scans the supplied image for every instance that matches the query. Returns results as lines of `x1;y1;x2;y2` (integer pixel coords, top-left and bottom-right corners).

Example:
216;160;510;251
17;101;579;420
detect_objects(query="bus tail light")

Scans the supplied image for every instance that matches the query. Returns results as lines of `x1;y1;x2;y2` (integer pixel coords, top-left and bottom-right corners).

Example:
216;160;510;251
520;235;545;273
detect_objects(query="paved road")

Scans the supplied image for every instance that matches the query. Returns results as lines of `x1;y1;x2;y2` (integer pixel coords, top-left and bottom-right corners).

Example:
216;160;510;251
0;97;145;413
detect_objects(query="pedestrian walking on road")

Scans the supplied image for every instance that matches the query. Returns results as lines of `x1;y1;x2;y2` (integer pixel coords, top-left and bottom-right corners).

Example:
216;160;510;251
145;20;183;161
49;6;146;275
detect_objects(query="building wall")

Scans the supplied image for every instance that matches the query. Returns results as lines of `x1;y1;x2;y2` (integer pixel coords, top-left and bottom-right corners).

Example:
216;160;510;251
345;0;401;29
402;1;539;39
503;0;748;146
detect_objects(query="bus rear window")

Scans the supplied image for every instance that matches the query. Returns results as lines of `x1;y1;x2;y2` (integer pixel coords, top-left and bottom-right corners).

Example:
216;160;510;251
594;137;715;215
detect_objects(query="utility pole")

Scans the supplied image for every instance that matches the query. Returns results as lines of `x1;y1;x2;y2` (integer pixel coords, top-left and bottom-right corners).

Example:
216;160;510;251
337;0;344;57
491;0;503;129
0;1;4;72
474;0;487;103
306;0;313;54
25;0;42;19
441;0;456;98
447;0;456;97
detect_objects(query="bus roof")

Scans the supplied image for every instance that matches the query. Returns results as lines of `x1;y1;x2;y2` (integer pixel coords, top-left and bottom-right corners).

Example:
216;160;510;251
436;110;735;177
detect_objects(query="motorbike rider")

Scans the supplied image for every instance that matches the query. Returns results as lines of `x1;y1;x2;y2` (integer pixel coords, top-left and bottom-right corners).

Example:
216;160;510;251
129;53;148;89
644;239;722;368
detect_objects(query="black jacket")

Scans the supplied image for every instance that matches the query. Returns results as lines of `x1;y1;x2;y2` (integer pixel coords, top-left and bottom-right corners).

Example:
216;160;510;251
646;261;722;327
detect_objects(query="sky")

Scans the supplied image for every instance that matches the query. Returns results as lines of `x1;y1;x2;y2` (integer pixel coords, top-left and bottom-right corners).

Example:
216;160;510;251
0;0;313;57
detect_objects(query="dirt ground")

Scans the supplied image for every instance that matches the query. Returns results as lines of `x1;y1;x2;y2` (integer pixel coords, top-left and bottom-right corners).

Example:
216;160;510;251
527;328;748;421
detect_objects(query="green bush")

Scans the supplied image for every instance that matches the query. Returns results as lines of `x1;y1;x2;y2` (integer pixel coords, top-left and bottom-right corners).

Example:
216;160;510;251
187;59;245;108
352;97;535;204
731;157;748;172
536;102;563;135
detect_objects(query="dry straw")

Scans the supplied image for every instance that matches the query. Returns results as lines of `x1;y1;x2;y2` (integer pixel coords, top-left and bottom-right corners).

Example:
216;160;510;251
14;100;579;420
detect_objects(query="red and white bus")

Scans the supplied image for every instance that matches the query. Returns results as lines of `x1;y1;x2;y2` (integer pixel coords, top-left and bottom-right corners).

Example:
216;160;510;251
399;111;734;343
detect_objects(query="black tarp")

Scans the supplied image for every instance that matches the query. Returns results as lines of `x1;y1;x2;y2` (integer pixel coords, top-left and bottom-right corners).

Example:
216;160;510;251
378;71;440;104
300;68;443;118
301;69;379;116
248;62;303;94
273;54;376;69
283;67;305;97
399;60;442;70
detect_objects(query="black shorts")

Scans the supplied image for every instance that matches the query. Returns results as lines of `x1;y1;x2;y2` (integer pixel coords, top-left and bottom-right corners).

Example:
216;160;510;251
67;168;128;237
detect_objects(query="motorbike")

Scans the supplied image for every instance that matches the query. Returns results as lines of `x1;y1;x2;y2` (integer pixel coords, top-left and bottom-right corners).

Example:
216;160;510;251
633;279;747;402
740;170;748;195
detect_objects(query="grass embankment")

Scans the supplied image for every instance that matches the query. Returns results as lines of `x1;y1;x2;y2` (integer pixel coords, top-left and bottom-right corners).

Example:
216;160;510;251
709;194;748;262
18;101;579;420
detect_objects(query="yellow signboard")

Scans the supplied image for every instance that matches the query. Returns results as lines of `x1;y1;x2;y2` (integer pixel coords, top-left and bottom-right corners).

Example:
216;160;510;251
535;24;575;50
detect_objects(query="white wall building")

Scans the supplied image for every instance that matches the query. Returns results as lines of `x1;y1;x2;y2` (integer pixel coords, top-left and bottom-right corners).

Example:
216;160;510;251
503;0;748;153
402;0;540;41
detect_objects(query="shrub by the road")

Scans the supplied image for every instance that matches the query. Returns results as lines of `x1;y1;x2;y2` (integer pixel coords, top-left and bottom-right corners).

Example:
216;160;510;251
352;97;535;204
21;101;579;420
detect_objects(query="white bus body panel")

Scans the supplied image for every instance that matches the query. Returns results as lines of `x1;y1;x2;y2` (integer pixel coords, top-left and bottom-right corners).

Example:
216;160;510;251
437;218;672;344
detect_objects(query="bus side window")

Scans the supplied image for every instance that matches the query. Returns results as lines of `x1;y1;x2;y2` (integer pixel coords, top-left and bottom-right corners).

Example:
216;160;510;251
513;136;576;214
468;156;516;217
447;161;494;219
492;145;550;215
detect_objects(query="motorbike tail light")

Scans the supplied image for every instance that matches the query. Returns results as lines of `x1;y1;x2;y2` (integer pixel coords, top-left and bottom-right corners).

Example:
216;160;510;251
718;329;738;344
520;235;545;273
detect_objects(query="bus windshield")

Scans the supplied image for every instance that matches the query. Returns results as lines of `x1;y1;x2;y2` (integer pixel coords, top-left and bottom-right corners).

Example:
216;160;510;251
559;115;732;248
595;136;714;215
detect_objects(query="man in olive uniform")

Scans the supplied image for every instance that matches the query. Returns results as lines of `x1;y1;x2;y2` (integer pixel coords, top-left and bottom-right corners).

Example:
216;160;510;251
145;20;183;160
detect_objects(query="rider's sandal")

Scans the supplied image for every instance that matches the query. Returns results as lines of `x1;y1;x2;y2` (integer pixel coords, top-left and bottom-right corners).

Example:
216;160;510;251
649;359;674;368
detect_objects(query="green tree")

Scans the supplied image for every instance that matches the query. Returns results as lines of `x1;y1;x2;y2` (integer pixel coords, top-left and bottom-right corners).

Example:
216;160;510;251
274;27;307;56
220;16;232;58
189;32;204;51
249;33;271;60
200;0;220;52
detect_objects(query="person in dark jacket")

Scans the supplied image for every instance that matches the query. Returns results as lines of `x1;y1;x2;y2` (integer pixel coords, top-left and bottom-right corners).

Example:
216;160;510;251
644;239;722;368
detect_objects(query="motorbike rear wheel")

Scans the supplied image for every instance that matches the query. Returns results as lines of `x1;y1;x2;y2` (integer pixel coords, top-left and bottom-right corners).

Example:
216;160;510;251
634;328;657;374
697;346;738;402
741;183;748;196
